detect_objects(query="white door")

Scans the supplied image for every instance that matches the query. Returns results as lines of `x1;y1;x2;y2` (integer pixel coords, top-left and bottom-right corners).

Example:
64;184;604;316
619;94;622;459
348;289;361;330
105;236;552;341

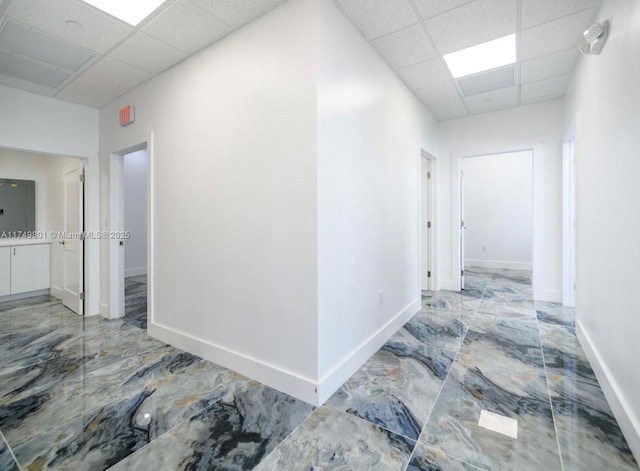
421;158;432;291
63;165;84;315
460;168;466;290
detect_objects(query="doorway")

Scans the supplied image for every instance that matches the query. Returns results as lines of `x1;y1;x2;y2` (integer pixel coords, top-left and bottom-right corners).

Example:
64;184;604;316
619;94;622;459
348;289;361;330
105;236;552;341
459;150;534;288
109;143;150;329
420;151;437;297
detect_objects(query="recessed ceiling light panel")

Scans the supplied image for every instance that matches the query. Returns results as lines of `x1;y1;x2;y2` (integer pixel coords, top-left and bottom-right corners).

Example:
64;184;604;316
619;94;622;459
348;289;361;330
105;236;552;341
81;0;166;26
444;34;516;79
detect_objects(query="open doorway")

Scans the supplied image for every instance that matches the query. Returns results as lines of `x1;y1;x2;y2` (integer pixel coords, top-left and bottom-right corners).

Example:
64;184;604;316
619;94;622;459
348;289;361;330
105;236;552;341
109;143;149;330
460;150;533;288
0;148;86;314
122;149;148;329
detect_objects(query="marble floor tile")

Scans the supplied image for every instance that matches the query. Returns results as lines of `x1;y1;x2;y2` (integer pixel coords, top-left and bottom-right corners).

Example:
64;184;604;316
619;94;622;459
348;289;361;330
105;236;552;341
108;382;314;471
0;346;201;446
420;361;562;471
547;369;638;470
327;327;455;440
538;322;599;386
0;432;19;471
408;442;482;471
123;277;147;330
405;307;470;352
13;360;249;470
535;300;576;328
476;297;536;320
255;406;415;471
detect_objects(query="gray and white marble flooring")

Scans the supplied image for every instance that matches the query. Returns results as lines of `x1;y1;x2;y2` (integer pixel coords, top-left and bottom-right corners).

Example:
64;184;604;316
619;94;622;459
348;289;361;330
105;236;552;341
0;268;637;470
123;275;147;330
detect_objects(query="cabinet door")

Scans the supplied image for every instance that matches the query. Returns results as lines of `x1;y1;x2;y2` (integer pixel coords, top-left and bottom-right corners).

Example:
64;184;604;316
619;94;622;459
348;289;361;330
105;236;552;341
0;247;9;296
10;244;50;294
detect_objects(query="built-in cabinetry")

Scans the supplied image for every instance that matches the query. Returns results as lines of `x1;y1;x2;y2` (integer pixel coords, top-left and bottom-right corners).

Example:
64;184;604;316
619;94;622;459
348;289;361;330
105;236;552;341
0;243;50;297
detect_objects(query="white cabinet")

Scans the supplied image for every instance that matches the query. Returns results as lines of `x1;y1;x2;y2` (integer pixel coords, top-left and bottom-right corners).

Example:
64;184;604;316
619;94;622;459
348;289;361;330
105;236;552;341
0;247;10;296
9;244;50;295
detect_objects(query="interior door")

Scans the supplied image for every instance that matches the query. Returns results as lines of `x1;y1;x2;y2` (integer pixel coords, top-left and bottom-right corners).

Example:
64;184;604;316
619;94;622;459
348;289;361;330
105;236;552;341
63;165;84;315
421;158;431;291
460;168;466;290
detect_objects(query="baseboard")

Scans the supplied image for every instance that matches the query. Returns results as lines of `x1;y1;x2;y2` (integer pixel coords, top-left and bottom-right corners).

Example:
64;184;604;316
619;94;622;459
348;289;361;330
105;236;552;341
125;267;147;278
49;285;64;301
0;289;49;303
316;298;422;404
577;320;640;463
99;303;110;318
148;321;319;406
537;289;562;303
466;259;532;270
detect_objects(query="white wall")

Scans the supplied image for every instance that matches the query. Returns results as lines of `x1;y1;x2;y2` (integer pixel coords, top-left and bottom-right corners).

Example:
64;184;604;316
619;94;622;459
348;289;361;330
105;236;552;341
463;151;532;270
438;100;564;301
99;0;319;403
123;149;147;277
564;0;640;460
0;149;79;296
315;0;439;401
0;85;100;315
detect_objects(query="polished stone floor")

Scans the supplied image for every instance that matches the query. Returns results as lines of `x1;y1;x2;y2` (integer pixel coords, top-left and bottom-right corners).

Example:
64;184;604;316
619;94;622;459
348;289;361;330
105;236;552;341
0;268;637;470
123;274;147;330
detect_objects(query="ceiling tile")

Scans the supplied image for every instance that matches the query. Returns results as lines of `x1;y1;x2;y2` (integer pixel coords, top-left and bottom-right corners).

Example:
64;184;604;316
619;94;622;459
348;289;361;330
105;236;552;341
457;64;515;96
413;0;476;20
0;21;94;72
521;8;595;60
0;71;58;97
414;80;459;105
0;49;70;87
56;76;124;108
83;57;152;90
372;23;436;69
463;86;518;114
425;0;517;54
521;48;578;83
428;98;468;120
521;75;568;103
110;32;187;75
335;0;419;40
5;0;133;53
397;58;450;89
190;0;286;27
522;0;600;29
142;0;231;54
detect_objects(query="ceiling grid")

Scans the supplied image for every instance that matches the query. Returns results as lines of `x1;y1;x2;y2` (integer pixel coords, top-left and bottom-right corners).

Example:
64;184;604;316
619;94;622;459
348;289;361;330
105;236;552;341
0;0;602;118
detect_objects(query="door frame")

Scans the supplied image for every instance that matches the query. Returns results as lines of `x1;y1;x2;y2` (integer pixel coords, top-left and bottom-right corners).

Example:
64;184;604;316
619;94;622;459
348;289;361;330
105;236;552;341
108;133;154;322
452;145;537;291
562;130;577;307
418;150;438;293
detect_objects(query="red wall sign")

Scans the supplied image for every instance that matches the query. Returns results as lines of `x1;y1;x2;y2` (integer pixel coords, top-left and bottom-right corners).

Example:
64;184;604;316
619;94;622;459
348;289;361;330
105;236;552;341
119;105;135;127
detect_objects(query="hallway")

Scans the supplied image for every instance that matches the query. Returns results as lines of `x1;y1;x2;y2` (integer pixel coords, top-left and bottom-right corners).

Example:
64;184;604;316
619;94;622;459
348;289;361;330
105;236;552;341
0;269;635;470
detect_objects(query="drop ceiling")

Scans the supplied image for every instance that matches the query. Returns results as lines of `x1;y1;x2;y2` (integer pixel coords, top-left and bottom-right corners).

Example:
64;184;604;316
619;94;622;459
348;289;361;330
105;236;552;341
0;0;601;118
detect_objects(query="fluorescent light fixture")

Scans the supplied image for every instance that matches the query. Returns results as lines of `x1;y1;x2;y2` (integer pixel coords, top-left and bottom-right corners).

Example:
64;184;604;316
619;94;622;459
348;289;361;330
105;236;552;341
444;34;516;79
82;0;165;26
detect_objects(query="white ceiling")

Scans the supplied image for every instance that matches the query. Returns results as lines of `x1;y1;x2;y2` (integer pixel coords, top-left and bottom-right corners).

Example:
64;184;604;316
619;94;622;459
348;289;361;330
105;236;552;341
335;0;601;119
0;0;601;118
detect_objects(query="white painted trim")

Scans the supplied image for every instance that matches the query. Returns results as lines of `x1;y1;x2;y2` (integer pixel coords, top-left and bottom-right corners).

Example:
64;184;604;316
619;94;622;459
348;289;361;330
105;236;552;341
49;285;64;300
99;302;109;317
419;149;438;292
0;289;49;302
125;267;147;278
466;259;532;270
439;279;459;291
316;298;421;404
562;130;577;307
452;145;538;294
148;320;319;406
577;320;640;463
